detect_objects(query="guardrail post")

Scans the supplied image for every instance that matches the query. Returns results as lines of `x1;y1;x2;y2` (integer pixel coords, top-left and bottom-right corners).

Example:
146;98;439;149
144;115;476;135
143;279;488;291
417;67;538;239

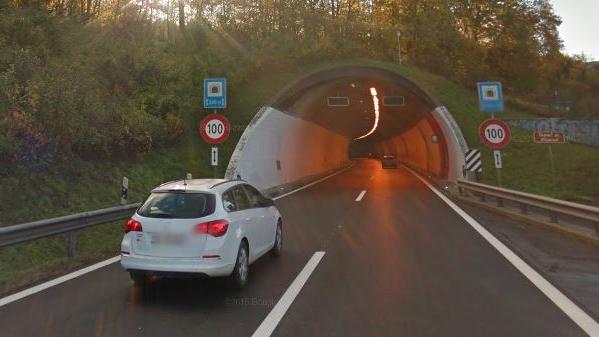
458;186;464;196
520;203;528;214
594;222;599;236
497;197;504;207
67;231;77;258
479;193;486;202
549;212;559;223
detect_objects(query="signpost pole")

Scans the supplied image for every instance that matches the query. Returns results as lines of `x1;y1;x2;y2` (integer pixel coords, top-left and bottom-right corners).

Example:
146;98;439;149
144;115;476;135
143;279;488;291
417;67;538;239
213;146;218;178
203;78;228;179
496;167;502;187
213;109;218;178
548;144;557;192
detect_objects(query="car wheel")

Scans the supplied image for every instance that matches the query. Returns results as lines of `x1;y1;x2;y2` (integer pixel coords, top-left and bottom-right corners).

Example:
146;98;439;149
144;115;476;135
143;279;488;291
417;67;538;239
129;272;148;286
231;241;249;288
271;220;283;257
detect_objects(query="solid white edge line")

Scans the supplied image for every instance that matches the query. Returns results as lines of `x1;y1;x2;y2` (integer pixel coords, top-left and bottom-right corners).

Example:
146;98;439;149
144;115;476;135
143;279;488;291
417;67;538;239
355;190;367;202
409;170;599;336
252;251;325;337
0;163;354;307
272;163;355;200
0;255;121;307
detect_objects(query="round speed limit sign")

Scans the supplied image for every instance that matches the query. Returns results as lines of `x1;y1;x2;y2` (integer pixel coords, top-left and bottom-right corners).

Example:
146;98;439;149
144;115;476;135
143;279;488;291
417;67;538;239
479;119;511;149
199;114;231;144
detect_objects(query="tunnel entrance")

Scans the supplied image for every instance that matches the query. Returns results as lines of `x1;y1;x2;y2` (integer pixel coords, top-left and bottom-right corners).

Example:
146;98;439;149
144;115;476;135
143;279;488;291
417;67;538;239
226;65;468;191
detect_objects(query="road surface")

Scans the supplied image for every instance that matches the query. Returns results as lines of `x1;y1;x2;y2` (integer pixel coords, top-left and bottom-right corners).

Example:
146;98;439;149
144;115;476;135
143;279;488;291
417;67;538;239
0;160;591;337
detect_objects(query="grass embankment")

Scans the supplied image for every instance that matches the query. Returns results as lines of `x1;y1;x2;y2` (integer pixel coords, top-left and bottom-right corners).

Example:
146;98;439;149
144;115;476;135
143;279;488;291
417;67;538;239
0;60;319;294
2;59;598;295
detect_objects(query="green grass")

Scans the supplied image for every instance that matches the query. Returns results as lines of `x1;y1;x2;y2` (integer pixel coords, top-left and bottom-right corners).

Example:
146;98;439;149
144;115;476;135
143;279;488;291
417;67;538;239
1;58;598;295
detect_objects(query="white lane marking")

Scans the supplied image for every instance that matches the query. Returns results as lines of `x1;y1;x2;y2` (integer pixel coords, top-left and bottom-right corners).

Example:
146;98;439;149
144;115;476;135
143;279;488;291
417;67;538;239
272;163;354;200
409;171;599;336
0;256;121;307
355;190;367;202
252;251;325;337
0;164;354;307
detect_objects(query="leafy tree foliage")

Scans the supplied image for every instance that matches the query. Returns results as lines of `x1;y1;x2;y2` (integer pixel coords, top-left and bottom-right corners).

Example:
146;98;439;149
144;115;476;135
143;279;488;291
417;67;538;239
1;0;597;172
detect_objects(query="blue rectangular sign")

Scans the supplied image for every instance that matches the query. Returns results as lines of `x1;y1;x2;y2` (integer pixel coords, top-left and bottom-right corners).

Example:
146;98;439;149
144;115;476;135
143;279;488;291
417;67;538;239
477;82;504;113
204;78;227;109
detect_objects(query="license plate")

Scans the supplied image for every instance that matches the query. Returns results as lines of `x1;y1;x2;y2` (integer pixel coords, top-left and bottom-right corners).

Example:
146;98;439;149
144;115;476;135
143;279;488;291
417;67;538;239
150;233;184;245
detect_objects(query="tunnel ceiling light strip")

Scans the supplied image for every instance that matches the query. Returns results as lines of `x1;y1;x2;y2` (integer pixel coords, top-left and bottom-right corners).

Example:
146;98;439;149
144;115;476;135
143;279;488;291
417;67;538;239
355;87;380;140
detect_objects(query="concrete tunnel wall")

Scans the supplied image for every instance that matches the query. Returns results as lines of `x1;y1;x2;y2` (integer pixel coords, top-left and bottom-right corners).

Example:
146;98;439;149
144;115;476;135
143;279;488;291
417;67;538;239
225;106;350;191
226;65;469;191
377;106;467;179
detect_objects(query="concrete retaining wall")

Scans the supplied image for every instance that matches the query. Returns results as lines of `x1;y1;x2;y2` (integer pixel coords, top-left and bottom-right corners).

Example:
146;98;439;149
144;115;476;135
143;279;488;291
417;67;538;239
506;119;599;146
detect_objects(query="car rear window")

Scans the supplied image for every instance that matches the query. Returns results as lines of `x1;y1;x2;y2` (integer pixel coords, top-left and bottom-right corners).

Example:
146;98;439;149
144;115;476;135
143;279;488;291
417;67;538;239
137;192;215;219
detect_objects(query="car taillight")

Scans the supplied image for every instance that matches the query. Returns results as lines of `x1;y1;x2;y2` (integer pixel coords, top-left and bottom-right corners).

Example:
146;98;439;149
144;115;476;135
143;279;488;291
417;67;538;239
195;220;229;237
124;219;143;233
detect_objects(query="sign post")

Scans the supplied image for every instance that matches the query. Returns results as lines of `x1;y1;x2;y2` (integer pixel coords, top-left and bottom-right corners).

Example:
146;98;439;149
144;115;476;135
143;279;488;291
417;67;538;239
199;113;230;178
477;81;506;186
120;177;128;205
533;131;566;192
202;78;228;178
479;119;511;186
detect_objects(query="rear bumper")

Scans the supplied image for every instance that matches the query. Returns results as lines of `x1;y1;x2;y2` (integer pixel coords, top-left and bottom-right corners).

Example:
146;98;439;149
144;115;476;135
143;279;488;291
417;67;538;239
120;253;235;277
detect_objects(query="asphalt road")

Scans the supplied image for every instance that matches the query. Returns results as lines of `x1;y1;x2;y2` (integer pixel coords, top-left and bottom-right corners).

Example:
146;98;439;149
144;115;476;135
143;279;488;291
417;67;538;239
0;160;591;337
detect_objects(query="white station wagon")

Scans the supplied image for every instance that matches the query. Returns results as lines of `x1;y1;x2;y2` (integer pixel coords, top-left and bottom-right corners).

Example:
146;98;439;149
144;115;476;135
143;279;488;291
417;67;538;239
120;179;283;288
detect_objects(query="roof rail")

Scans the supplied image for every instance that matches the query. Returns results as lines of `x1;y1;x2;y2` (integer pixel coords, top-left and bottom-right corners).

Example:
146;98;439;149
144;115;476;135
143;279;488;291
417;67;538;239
158;180;183;187
210;179;245;189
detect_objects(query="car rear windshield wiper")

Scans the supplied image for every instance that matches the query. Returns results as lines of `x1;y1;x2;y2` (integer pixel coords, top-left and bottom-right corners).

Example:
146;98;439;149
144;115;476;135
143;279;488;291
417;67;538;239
147;212;174;218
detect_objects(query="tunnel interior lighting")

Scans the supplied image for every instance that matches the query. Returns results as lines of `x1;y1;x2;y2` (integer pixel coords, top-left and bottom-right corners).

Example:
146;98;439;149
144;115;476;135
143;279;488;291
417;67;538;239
355;87;380;140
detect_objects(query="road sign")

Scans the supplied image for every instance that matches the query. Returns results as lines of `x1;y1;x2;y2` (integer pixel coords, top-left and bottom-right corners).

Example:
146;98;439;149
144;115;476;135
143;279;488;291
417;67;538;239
479;119;511;149
382;96;405;107
199;114;230;144
211;146;218;166
533;131;566;144
327;97;350;106
465;149;482;172
204;78;227;109
493;150;502;169
477;82;504;113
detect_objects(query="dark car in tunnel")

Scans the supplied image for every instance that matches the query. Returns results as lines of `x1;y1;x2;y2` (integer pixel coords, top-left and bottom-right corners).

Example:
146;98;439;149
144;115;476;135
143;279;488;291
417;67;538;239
381;155;399;169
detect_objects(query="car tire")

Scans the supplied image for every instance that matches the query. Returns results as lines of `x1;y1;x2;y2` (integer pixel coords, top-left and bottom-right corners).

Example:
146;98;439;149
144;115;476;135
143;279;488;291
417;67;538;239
129;272;148;286
270;220;283;257
231;241;249;288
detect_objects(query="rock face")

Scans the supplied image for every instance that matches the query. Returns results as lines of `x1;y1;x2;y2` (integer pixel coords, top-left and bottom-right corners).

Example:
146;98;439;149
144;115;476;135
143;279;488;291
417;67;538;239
506;119;599;146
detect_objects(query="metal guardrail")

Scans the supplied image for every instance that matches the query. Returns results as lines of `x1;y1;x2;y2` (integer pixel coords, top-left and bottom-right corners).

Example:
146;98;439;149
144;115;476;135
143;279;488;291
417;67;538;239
0;203;140;257
457;179;599;236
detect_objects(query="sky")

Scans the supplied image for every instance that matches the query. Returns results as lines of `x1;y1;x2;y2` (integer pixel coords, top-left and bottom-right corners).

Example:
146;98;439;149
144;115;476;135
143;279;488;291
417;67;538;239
550;0;598;61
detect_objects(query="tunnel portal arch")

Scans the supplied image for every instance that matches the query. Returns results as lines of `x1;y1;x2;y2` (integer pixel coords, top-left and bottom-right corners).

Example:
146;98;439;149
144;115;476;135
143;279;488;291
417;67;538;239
226;65;469;191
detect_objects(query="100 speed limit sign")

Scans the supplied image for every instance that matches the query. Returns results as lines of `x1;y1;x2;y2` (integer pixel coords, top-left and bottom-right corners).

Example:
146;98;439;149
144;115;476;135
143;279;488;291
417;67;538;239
199;114;231;144
479;119;511;149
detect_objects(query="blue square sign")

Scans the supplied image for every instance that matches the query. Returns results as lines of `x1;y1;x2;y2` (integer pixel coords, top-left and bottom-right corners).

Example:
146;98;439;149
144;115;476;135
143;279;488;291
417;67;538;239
204;78;227;109
477;82;504;113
